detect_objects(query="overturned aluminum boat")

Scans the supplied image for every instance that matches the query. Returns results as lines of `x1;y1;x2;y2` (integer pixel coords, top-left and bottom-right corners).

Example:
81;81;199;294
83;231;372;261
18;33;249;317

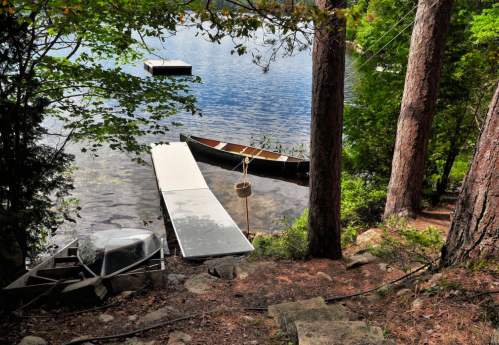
78;228;162;279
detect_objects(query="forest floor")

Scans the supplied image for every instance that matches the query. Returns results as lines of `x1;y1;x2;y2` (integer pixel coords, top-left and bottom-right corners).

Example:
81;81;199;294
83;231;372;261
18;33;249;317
1;195;498;345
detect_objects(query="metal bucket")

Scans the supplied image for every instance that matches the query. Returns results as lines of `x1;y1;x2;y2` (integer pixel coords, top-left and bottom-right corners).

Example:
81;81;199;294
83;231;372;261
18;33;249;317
234;182;252;198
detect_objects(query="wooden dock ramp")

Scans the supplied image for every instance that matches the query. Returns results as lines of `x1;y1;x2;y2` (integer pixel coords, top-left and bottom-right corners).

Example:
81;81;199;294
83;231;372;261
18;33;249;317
151;143;254;259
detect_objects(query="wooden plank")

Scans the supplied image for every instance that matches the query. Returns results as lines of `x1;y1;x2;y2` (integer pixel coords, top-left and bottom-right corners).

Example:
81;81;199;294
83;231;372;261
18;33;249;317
37;266;83;280
151;143;208;192
4;239;78;290
55;256;80;264
27;275;58;285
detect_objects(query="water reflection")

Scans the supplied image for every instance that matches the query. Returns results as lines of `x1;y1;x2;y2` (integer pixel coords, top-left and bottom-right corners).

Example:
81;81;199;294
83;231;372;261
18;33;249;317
58;27;357;246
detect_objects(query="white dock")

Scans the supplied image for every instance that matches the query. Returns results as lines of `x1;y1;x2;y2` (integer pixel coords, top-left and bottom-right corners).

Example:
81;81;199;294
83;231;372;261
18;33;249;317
151;143;254;259
144;60;192;76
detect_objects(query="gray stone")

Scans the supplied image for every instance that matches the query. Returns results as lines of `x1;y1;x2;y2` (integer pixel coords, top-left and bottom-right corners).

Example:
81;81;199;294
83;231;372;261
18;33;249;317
429;273;443;284
167;274;186;282
244;341;258;345
317;272;333;281
269;298;347;343
124;337;156;345
98;314;114;323
118;291;134;299
167;331;192;344
491;329;499;345
234;261;271;280
184;273;218;294
346;252;377;269
243;316;255;322
128;315;138;321
17;336;47;345
378;263;393;273
396;289;412;296
411;298;424;310
356;230;381;247
296;321;396;345
137;306;180;325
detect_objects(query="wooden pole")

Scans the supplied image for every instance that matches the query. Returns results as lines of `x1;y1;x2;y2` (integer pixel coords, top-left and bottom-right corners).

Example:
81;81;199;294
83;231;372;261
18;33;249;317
243;159;250;238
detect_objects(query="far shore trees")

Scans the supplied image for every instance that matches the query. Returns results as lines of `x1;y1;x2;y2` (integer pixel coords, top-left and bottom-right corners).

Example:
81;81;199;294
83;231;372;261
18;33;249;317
308;0;346;259
384;0;455;219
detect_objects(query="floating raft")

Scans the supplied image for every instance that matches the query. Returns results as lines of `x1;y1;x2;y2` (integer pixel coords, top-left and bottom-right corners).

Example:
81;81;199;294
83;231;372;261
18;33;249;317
151;142;254;259
144;60;192;76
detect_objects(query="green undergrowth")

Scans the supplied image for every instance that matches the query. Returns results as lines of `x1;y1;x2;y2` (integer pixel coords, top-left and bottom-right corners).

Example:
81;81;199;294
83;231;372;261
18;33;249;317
367;218;445;273
252;173;387;260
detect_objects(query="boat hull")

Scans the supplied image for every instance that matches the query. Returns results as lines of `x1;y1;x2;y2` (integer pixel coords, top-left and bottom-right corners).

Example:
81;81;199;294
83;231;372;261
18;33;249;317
180;133;309;177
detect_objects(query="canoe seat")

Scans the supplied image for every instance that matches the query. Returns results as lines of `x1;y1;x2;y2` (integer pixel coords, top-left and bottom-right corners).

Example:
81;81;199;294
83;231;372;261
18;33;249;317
214;142;227;150
277;155;289;161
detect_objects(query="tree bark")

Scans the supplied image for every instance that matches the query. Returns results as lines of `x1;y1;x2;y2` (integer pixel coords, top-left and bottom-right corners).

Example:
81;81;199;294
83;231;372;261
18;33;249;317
441;83;499;266
384;0;455;219
308;0;346;259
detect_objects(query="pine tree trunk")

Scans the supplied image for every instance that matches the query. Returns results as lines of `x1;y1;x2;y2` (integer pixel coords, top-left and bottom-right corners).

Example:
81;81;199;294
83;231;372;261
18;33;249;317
308;0;346;259
384;0;454;219
441;83;499;266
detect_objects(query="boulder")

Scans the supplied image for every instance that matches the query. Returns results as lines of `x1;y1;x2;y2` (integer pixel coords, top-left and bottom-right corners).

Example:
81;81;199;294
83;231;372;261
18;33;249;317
167;331;192;345
98;314;114;323
296;321;396;345
137;306;180;325
17;336;46;345
184;273;218;294
346;253;377;269
124;337;156;345
356;229;381;247
167;274;186;282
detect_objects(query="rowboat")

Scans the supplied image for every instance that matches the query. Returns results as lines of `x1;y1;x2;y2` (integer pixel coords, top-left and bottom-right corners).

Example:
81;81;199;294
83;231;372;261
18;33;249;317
180;133;309;176
3;229;166;307
78;228;162;279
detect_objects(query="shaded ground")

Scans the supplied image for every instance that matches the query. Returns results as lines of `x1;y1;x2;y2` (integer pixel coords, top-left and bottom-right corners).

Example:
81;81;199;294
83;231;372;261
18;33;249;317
1;198;498;345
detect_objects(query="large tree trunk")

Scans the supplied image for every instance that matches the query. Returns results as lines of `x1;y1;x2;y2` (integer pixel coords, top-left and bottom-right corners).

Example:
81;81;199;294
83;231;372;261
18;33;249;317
308;0;346;259
384;0;455;219
441;83;499;266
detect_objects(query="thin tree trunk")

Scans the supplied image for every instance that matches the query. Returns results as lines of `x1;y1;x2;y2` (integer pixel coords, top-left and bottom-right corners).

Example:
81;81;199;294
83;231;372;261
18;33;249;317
384;0;455;219
441;83;499;266
308;0;346;259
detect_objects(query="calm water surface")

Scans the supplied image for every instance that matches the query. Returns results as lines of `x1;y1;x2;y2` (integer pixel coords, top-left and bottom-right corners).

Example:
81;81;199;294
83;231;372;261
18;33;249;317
56;29;358;248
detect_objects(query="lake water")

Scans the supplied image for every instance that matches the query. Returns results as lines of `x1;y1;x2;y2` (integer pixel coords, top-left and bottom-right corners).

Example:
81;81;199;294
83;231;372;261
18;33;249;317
56;28;358;249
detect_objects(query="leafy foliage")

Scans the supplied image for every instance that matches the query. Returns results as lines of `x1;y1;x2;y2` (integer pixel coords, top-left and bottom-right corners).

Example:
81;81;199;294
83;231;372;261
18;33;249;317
252;209;309;260
368;219;445;272
344;0;499;197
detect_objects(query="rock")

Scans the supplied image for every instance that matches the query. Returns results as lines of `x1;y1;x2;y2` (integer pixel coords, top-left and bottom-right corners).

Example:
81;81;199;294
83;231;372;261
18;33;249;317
362;270;371;278
167;331;192;345
356;229;381;247
234;261;271;280
317;272;332;281
490;329;499;345
184;273;218;294
411;298;424;310
244;341;258;345
376;284;393;296
118;291;134;299
296;321;396;345
137;306;180;325
268;298;347;343
396;289;412;296
346;252;377;269
167;274;186;282
206;256;241;280
17;336;47;345
379;263;393;273
98;314;114;323
243;316;255;322
128;315;138;321
124;337;156;345
429;273;443;284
